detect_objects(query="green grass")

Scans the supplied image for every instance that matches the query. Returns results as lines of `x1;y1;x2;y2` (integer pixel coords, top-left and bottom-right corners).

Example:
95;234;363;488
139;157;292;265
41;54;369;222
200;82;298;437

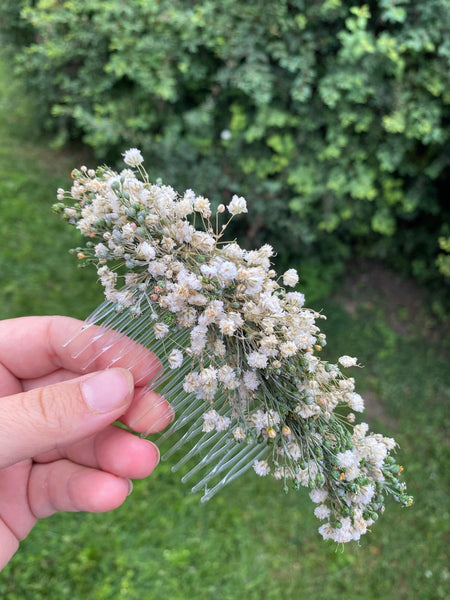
0;57;449;599
0;60;101;320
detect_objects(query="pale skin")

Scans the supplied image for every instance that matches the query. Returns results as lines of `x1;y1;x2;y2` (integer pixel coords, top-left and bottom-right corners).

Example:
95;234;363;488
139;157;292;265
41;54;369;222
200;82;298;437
0;316;174;571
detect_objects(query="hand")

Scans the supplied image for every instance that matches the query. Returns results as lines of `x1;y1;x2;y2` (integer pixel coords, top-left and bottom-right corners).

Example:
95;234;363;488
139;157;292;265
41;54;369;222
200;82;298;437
0;316;173;570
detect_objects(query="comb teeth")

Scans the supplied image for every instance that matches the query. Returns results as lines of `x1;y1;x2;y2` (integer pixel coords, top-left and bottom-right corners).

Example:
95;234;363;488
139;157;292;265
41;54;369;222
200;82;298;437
65;301;261;501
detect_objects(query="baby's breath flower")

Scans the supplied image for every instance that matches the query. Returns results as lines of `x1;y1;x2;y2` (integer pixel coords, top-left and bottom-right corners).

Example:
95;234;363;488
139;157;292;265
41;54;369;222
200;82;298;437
219;318;238;336
283;268;299;287
243;370;260;391
280;341;297;357
347;392;365;412
148;260;168;278
314;504;331;520
338;355;359;368
337;450;359;469
223;243;244;261
136;241;156;261
309;488;328;503
247;351;269;369
286;441;302;460
253;460;271;476
168;349;183;369
233;427;246;441
353;422;369;439
153;322;169;339
123;148;144;167
295;402;321;418
121;223;136;241
227;194;247;215
183;372;200;393
125;273;140;286
176;195;194;218
191;231;216;252
285;291;305;306
216;415;232;431
194;196;211;217
218;365;239;389
214;340;226;357
202;409;219;433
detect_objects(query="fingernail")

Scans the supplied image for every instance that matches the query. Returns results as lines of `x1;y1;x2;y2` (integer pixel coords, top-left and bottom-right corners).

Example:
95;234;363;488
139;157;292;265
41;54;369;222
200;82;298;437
82;369;134;413
128;391;175;433
148;440;161;466
127;479;134;496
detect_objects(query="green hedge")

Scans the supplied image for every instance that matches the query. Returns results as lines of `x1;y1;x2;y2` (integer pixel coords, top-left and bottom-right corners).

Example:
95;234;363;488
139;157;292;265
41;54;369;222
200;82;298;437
1;0;449;301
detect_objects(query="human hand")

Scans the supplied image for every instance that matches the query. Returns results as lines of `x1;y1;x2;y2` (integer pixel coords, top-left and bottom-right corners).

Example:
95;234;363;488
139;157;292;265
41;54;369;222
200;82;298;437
0;316;173;570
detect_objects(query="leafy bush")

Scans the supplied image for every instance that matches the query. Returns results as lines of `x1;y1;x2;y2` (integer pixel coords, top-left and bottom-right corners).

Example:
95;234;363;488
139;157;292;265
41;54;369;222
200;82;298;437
1;0;449;298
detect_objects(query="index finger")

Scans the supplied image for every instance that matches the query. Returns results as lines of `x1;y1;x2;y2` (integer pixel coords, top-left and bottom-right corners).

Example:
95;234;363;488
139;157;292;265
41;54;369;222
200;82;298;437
0;316;161;385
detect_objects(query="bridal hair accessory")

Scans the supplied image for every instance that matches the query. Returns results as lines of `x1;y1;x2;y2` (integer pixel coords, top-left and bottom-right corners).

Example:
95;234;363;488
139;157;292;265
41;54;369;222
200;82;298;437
54;149;412;543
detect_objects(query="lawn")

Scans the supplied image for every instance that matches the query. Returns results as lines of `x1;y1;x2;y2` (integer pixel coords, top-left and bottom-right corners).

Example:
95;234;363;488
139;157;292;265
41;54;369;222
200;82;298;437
0;58;449;600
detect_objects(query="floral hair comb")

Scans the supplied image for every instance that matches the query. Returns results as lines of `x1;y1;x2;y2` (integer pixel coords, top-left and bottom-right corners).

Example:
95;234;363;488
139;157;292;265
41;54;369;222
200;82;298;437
54;149;412;543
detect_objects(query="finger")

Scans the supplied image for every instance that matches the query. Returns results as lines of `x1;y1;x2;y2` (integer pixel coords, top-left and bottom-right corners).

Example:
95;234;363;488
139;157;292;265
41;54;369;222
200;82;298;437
0;362;22;398
35;426;160;479
21;373;174;434
21;372;173;443
0;368;134;469
0;520;19;572
28;460;133;518
21;367;84;391
0;461;36;542
121;388;174;433
0;316;161;384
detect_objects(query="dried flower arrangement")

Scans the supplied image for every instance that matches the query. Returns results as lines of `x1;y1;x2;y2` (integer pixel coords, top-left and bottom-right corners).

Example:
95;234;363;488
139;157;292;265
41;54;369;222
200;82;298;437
54;149;412;543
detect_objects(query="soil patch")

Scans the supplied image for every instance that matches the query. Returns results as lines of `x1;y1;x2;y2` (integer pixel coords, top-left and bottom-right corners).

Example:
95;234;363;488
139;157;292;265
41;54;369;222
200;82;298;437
337;259;448;343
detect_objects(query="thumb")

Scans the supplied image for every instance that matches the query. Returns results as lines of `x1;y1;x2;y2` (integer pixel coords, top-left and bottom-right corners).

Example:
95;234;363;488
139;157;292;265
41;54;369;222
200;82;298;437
0;368;135;469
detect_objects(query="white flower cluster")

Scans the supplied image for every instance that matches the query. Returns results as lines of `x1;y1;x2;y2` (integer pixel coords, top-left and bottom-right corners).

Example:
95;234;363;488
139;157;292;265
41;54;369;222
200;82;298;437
56;150;412;543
